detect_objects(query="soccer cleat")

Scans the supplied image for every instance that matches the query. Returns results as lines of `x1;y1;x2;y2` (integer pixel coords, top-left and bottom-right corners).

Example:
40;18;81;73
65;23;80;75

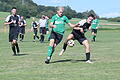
59;49;65;56
45;57;51;64
33;40;35;42
86;60;93;64
13;53;17;56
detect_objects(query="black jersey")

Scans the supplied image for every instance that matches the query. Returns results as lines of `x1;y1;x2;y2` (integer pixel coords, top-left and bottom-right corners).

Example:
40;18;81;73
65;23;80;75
5;15;20;33
32;21;38;29
71;19;91;38
20;20;26;27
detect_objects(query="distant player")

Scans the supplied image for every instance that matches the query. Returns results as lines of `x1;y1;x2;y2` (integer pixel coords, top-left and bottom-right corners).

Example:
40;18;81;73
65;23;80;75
59;14;95;63
45;7;75;64
19;16;26;41
39;15;47;43
45;16;49;34
90;17;99;42
4;7;20;56
31;17;39;42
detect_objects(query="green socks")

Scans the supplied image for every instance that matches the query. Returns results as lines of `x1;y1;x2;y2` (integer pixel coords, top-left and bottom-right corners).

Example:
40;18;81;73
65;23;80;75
47;46;53;57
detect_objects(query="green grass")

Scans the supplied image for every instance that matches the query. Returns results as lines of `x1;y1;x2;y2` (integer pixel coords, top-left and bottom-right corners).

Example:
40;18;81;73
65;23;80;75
0;12;120;80
0;28;120;80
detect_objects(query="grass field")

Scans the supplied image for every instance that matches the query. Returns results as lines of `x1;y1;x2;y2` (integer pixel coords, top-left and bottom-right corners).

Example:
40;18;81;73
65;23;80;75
0;12;120;80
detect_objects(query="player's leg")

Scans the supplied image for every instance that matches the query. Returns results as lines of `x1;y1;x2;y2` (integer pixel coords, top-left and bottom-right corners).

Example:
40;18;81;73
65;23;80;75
11;42;16;56
93;30;97;42
35;29;39;39
91;29;97;42
59;34;74;56
21;28;25;41
33;29;36;42
45;38;55;64
82;40;92;63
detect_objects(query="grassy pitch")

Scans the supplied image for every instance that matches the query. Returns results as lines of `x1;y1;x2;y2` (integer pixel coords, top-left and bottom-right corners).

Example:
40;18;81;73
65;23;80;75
0;15;120;80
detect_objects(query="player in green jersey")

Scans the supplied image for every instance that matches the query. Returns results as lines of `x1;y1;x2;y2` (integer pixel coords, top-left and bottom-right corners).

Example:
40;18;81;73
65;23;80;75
45;7;75;64
90;18;99;42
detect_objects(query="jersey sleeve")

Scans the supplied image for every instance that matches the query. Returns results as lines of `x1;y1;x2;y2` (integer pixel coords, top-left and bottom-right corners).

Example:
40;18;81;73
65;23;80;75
5;15;11;22
64;16;70;23
50;16;55;23
78;19;86;27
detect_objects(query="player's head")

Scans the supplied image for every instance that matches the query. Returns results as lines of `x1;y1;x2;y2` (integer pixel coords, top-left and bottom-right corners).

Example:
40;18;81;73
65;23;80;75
41;15;45;19
21;16;24;20
57;7;64;17
11;7;17;15
86;14;95;24
32;17;35;21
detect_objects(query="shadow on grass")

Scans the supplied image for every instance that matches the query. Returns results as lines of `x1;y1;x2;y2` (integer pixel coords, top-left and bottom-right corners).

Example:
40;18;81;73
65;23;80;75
51;59;90;64
17;53;29;56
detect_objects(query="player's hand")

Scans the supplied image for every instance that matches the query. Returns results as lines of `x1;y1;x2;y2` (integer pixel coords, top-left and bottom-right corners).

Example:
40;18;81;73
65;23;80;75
52;25;56;28
80;28;84;33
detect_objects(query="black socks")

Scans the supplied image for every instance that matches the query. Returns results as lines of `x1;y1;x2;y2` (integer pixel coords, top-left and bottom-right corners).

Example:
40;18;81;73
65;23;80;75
86;52;90;61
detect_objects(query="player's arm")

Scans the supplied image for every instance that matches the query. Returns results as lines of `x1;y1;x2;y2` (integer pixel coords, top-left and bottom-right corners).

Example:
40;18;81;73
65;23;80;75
49;16;56;28
4;16;13;25
23;20;27;27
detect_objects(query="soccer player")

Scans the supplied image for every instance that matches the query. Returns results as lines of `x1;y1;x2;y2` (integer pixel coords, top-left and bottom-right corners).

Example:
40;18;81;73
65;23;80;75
4;7;20;56
31;17;39;42
39;15;47;43
90;17;99;42
59;14;95;63
45;16;49;34
45;7;75;64
19;16;26;41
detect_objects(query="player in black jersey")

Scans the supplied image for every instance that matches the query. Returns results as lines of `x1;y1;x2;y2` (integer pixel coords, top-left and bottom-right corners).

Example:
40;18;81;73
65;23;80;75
4;7;21;56
31;17;39;42
59;14;95;63
19;16;26;41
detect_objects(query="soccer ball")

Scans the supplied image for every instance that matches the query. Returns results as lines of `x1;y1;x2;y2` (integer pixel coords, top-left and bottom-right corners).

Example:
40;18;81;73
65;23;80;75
67;40;74;47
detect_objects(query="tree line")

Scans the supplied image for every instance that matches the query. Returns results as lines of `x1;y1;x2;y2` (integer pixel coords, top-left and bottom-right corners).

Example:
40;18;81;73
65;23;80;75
0;0;98;19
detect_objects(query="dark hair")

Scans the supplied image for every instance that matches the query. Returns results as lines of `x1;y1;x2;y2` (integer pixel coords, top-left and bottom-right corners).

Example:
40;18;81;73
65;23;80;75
12;7;17;10
88;14;95;19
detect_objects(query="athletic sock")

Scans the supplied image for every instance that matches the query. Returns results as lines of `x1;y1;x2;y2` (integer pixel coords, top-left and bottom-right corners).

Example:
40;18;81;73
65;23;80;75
42;35;44;42
21;35;24;40
20;34;22;39
63;43;68;51
36;36;39;39
15;43;20;53
91;35;94;40
11;45;16;55
33;36;35;40
86;52;90;61
93;35;96;41
47;46;53;57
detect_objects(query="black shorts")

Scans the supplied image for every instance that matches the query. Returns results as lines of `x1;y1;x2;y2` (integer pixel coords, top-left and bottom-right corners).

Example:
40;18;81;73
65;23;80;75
50;31;63;45
71;29;87;45
92;29;97;33
40;27;46;34
9;28;19;42
33;28;38;35
19;27;25;34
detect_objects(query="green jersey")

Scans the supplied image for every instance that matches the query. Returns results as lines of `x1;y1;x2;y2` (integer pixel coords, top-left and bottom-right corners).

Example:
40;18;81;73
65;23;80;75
51;14;70;35
91;19;99;29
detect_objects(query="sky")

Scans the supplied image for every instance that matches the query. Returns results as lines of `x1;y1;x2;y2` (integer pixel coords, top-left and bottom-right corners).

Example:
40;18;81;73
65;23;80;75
32;0;120;18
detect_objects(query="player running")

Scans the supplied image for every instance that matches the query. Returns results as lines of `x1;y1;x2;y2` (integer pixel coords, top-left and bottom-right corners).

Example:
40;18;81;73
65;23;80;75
45;7;75;64
31;17;39;42
4;7;21;56
39;15;47;43
90;17;99;42
19;16;26;41
59;14;95;63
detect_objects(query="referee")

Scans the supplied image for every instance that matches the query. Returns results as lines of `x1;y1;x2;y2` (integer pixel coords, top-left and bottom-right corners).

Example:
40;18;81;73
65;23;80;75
4;7;20;56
